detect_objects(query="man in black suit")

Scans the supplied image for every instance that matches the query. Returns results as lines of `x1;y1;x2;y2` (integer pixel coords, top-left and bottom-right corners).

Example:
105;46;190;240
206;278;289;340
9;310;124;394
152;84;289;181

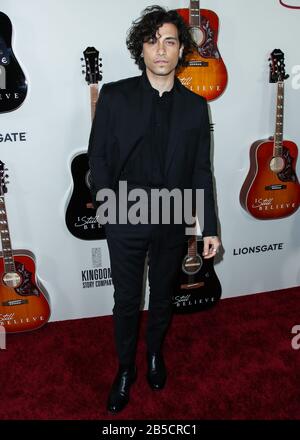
88;5;221;413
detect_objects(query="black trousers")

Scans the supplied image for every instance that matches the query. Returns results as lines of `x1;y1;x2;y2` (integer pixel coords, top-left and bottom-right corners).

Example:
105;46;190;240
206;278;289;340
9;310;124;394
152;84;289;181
105;221;185;366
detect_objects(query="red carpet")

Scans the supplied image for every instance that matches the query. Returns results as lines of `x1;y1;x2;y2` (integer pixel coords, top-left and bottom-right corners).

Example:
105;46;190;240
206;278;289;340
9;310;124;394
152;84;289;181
1;287;299;420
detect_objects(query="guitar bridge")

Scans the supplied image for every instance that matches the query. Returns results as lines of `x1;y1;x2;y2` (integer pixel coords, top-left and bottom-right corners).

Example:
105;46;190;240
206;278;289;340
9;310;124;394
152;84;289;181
180;282;204;289
265;184;287;190
2;299;29;306
185;60;208;67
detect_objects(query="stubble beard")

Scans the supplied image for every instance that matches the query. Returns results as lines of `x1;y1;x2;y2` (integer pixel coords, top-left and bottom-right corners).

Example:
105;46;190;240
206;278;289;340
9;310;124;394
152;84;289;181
147;63;177;77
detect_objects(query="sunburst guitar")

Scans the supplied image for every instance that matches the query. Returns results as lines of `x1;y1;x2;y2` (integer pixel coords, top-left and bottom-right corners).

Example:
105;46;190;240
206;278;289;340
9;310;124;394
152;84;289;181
240;49;300;219
176;0;227;101
0;161;50;332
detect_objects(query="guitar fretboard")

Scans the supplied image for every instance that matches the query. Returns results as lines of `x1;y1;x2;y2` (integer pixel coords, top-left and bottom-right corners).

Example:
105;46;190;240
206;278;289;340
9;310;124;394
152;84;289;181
188;235;197;257
90;83;99;121
190;0;201;27
274;81;284;157
0;196;15;272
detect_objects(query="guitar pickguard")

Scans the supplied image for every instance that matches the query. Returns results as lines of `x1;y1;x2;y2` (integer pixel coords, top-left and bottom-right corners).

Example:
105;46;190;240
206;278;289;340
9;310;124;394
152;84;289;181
198;17;219;59
278;147;298;182
14;261;39;296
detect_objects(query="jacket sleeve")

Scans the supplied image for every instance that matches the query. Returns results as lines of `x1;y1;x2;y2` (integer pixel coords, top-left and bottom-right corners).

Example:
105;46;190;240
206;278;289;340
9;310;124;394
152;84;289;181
192;99;218;237
87;83;112;208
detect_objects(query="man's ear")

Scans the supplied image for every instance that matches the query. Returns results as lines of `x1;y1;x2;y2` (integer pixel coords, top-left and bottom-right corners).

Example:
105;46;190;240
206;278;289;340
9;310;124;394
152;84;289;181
179;45;184;59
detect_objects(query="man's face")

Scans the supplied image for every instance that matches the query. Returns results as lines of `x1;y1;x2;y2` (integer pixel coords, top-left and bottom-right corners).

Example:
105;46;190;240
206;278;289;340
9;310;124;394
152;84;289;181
142;22;183;78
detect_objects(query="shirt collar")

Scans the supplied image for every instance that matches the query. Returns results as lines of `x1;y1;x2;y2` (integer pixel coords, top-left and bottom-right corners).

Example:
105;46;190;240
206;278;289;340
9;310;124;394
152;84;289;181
141;70;175;98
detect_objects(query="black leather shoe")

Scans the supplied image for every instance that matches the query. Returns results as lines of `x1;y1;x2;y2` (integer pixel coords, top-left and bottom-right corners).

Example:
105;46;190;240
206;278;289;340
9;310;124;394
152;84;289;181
107;365;137;414
146;352;167;390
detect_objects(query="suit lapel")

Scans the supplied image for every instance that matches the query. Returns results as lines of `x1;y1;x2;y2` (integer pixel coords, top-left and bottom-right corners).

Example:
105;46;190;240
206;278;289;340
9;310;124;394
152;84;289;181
122;75;152;161
114;76;152;187
164;79;187;177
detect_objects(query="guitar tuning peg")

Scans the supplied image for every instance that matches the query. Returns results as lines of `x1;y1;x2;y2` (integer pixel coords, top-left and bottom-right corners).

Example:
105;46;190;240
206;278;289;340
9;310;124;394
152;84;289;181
80;57;84;61
82;70;85;74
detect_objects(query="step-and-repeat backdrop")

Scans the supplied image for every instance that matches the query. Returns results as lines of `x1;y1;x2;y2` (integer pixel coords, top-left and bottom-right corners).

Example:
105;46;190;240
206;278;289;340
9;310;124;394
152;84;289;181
1;0;300;323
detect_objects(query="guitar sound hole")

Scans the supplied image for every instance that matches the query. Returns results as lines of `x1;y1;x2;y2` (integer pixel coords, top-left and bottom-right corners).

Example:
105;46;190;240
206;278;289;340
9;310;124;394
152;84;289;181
85;169;92;189
190;26;205;47
182;255;202;275
3;271;22;288
0;66;6;89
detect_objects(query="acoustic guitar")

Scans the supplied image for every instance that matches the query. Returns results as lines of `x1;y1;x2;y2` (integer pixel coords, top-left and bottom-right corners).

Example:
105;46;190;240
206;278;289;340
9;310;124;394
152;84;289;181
65;47;106;240
0;11;27;113
240;49;300;220
0;161;50;333
176;0;227;101
172;235;221;313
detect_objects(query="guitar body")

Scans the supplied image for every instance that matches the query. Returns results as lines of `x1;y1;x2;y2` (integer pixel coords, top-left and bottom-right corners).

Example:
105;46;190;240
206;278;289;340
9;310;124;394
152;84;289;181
172;238;221;313
0;250;50;333
65;152;106;240
240;139;300;219
176;8;227;101
65;48;104;240
0;12;27;113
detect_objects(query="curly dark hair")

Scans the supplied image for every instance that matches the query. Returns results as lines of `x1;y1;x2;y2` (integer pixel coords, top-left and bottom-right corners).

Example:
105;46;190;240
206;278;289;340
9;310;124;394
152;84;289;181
126;5;194;71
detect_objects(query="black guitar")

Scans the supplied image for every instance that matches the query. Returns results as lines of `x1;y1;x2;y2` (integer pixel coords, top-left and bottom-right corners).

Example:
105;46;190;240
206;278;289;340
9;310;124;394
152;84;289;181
172;236;222;313
0;12;27;113
65;47;106;240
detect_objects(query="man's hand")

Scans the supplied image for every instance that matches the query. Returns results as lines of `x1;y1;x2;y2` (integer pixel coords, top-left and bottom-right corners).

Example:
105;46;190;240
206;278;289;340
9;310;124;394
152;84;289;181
203;236;221;259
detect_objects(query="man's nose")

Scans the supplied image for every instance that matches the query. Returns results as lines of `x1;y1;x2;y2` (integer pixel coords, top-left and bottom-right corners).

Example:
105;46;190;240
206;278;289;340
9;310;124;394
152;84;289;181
157;42;166;55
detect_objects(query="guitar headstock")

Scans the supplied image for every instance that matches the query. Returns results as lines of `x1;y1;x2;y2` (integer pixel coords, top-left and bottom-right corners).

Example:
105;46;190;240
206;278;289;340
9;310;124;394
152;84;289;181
0;161;9;196
81;46;102;85
269;49;289;83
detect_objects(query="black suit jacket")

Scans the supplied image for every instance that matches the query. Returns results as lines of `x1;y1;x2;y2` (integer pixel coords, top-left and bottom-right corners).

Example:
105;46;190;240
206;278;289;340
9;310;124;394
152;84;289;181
88;72;218;246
